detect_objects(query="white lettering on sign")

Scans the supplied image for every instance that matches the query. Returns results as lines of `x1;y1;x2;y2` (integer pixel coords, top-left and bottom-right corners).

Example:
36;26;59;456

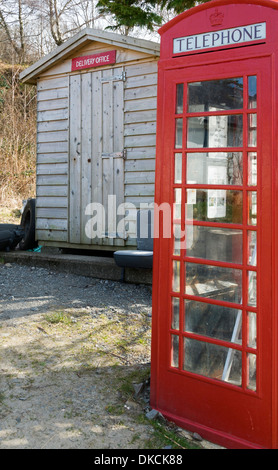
72;50;116;71
173;22;266;54
76;55;109;67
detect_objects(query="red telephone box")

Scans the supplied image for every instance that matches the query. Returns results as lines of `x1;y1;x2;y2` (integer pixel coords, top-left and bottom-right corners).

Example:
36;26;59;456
151;0;278;449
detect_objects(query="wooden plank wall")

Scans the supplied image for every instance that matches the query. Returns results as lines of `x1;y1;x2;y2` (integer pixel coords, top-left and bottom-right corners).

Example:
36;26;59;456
36;76;69;243
124;61;157;245
35;54;158;248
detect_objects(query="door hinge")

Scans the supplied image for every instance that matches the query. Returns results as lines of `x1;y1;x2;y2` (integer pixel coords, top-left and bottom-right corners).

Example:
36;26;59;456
102;149;127;159
100;71;126;83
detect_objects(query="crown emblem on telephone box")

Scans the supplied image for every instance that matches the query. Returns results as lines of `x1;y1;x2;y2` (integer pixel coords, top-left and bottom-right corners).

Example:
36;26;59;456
209;8;224;26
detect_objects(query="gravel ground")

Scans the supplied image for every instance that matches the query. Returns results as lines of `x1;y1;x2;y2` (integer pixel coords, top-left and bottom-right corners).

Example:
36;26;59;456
0;261;221;450
0;261;157;449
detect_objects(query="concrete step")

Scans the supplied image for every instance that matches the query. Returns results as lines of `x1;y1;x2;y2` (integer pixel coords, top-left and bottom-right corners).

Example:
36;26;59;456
0;250;153;285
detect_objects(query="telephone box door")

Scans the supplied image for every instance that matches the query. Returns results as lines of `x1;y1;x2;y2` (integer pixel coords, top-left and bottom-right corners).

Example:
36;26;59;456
151;56;273;449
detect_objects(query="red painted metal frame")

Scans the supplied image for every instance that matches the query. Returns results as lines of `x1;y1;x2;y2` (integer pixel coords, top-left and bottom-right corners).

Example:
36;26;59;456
151;0;278;449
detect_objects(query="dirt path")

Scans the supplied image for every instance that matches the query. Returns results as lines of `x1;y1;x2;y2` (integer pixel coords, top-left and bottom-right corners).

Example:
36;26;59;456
0;261;221;450
0;261;155;449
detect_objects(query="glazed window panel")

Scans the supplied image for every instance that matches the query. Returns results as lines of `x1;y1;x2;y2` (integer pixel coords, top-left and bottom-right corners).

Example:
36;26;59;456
176;83;184;114
185;263;242;304
186;225;243;264
171;297;180;330
171;335;179;368
248;114;257;147
175;118;183;148
174;188;182;220
187;189;243;224
248;231;257;266
187;115;243;148
172;260;181;293
168;71;263;394
183;337;242;386
248;311;257;349
248;76;257;109
248;191;257;226
174;153;182;184
187;78;243;113
173;224;183;255
248;152;257;186
186;152;243;185
184;299;242;344
248;271;257;307
247;353;257;391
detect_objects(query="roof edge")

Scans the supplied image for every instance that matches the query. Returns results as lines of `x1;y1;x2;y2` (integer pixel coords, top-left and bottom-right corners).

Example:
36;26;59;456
20;27;160;84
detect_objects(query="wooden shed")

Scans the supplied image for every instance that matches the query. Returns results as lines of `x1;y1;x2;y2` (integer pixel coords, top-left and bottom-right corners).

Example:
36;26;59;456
20;28;160;251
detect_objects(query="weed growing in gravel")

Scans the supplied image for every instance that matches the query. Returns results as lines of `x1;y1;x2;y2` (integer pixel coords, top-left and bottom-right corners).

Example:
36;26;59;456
143;419;201;450
105;404;125;415
109;366;201;450
44;311;74;325
117;366;151;400
0;207;22;224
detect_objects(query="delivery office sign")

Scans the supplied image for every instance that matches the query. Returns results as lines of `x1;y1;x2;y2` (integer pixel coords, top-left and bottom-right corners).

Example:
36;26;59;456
173;22;266;54
72;50;116;71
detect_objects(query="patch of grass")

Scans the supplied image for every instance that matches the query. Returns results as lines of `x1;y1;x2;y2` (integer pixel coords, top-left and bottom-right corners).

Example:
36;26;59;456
44;311;74;325
137;337;148;345
31;359;46;369
111;366;201;450
130;433;141;444
105;404;125;415
64;409;82;419
11;208;21;219
0;206;21;224
117;366;151;400
143;418;201;449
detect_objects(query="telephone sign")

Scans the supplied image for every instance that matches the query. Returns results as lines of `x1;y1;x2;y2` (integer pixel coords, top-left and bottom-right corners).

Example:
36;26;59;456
173;22;266;53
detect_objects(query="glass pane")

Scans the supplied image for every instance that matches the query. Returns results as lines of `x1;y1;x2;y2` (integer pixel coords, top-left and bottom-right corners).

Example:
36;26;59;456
174;188;182;220
185;300;242;344
185;263;242;304
187;189;243;224
248;271;257;307
187;115;243;148
248;76;257;109
175;118;183;148
172;260;180;293
187;152;243;185
247;353;257;391
248;191;257;226
248;231;257;266
188;78;243;113
248;113;257;147
183;337;242;386
248;152;257;186
171;335;179;368
176;83;184;114
186;226;242;264
171;298;180;330
173;224;182;255
248;311;257;348
174;153;182;183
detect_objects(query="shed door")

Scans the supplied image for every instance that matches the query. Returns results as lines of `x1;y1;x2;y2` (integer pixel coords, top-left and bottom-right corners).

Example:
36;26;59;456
152;56;273;448
69;67;125;246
